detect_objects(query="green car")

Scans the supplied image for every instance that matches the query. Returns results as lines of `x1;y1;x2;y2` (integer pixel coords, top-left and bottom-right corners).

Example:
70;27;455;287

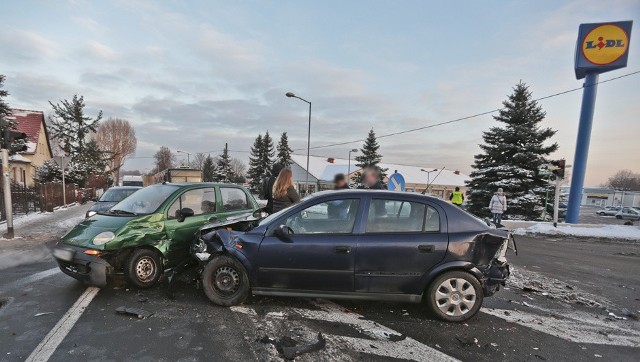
53;183;259;288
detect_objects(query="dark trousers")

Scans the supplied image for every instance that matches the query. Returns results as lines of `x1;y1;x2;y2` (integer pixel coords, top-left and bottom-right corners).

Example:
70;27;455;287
492;213;503;225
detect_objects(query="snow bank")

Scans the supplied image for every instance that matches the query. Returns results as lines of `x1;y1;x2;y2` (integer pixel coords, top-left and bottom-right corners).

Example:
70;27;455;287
514;223;640;241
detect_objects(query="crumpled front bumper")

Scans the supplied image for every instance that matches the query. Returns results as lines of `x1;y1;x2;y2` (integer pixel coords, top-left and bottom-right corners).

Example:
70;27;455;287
53;244;111;287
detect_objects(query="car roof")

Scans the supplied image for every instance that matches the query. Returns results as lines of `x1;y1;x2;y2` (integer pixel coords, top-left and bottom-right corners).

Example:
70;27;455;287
108;186;142;190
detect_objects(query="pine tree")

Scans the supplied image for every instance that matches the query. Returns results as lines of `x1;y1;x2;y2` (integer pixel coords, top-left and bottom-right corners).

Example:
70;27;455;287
48;95;102;160
35;159;63;183
261;131;275;175
215;143;232;182
276;132;293;167
353;129;387;184
466;82;558;220
67;139;109;187
247;134;264;192
0;74;11;119
202;155;216;182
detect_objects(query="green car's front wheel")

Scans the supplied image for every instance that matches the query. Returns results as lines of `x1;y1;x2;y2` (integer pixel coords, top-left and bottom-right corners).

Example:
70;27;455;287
126;249;162;288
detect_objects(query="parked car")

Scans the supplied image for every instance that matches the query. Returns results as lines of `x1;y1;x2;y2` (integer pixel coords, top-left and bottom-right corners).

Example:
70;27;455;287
53;183;259;288
615;207;640;220
86;186;142;218
596;206;621;216
191;190;516;322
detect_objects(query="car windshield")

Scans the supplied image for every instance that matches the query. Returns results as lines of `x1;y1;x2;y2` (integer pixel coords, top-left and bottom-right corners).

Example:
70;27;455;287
109;184;179;215
99;188;139;202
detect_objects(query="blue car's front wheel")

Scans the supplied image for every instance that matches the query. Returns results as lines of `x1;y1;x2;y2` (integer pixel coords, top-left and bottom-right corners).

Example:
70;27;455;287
202;255;250;306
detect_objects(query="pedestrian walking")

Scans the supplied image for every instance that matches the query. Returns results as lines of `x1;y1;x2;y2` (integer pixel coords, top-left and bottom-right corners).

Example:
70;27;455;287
489;188;507;226
260;163;284;214
358;167;385;190
449;187;464;207
272;168;301;213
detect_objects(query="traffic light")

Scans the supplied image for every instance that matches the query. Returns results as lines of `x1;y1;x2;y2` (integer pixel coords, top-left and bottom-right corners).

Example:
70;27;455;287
550;159;566;179
1;122;28;155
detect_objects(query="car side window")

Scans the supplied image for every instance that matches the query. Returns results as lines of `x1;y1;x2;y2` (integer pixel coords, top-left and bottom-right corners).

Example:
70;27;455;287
284;199;360;235
220;188;250;211
366;199;437;233
168;188;216;219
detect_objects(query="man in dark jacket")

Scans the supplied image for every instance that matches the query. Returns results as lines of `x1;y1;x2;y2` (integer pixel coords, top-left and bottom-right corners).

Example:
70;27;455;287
260;163;284;214
333;173;349;190
359;167;385;190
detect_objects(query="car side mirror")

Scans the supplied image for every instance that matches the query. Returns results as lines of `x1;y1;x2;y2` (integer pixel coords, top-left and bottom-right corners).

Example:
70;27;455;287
253;208;268;219
273;224;293;242
176;207;195;222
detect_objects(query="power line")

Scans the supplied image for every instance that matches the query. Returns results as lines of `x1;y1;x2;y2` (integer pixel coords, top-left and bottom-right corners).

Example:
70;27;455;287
292;70;640;151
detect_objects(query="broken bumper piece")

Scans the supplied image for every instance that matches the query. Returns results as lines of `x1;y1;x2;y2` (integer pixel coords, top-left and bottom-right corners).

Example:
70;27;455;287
54;244;110;287
479;262;510;297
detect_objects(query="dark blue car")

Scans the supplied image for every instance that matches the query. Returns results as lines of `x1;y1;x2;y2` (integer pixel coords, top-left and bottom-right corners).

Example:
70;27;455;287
192;190;516;322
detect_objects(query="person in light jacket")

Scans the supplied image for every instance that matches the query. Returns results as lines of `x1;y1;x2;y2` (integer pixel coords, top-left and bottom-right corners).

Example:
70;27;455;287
489;188;507;226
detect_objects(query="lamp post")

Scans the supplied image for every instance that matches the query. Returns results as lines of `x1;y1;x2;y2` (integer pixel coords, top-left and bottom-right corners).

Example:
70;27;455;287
177;150;191;166
348;149;358;186
286;92;312;195
420;168;438;194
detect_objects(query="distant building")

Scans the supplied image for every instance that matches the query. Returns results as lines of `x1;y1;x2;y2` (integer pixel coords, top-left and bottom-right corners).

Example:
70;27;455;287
152;168;202;183
289;154;470;199
561;186;640;207
7;109;53;187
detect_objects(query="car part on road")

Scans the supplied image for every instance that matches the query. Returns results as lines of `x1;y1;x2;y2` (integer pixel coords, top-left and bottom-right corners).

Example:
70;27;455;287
115;306;154;319
260;333;326;360
126;249;162;288
426;271;483;322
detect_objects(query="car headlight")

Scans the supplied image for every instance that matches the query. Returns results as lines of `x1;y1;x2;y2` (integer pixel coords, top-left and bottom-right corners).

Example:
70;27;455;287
86;211;97;218
92;231;115;245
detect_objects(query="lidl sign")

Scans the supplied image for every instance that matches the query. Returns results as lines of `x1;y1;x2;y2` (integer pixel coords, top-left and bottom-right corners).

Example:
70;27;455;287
575;21;632;79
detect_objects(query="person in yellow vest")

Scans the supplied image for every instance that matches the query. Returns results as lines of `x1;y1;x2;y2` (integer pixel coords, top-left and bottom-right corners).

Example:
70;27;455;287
449;187;464;207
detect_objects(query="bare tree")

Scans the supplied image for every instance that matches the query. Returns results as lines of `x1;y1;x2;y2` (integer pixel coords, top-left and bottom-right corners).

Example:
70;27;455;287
190;152;207;170
153;146;175;173
94;118;137;183
607;170;640;191
229;158;247;183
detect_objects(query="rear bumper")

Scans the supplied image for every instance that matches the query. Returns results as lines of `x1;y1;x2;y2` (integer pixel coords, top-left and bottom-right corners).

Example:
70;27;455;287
53;245;111;287
478;262;510;297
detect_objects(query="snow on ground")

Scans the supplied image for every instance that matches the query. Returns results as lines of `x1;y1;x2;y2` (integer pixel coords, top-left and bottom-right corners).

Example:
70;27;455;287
514;223;640;241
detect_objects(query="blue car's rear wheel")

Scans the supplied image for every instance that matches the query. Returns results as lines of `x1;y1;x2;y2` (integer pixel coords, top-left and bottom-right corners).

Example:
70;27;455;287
426;271;483;322
202;255;250;306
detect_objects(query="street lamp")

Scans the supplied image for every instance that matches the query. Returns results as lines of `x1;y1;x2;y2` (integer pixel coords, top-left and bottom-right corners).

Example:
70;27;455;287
177;150;191;166
286;92;312;195
348;149;358;186
420;168;438;194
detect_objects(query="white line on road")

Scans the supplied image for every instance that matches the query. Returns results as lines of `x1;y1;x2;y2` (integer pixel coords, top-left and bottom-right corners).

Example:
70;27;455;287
482;308;640;347
25;287;100;362
0;267;60;293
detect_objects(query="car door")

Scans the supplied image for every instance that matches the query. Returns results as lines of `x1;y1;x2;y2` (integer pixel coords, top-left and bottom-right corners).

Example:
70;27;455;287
256;198;362;292
164;187;217;265
355;197;448;295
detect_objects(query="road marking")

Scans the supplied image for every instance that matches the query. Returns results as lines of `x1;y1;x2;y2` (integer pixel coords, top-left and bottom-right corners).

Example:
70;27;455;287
232;299;459;362
0;267;59;293
482;308;640;347
26;287;99;362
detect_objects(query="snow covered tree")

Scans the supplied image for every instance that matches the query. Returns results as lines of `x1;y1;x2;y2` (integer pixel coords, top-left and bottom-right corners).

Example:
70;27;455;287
261;131;275;175
214;143;232;182
466;82;558;220
247;134;264;192
67;139;110;187
276;132;293;167
353;129;387;184
48;95;102;159
35;159;63;183
0;74;11;119
202;155;216;182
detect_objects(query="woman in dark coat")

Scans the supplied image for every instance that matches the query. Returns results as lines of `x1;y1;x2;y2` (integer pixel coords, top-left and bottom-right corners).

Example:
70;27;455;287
272;168;301;213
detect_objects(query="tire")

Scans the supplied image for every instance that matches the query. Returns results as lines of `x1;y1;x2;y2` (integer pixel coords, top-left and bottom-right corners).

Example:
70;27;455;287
426;271;483;322
202;255;250;306
616;215;623;219
125;249;162;289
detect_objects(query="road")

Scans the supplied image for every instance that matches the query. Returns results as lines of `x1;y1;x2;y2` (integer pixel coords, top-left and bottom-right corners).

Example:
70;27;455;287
0;204;638;361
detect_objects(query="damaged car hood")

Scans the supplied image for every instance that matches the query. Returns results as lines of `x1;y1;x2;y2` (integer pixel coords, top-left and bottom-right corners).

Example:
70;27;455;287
61;214;136;247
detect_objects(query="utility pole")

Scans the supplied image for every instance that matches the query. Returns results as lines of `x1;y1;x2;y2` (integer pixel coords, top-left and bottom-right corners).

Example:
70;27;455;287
1;116;14;238
552;176;561;227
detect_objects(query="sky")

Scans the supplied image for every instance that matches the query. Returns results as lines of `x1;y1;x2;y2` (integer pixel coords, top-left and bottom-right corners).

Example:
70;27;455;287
1;0;638;186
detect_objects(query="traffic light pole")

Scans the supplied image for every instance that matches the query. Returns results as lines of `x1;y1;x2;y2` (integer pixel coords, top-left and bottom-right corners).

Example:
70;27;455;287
2;148;14;238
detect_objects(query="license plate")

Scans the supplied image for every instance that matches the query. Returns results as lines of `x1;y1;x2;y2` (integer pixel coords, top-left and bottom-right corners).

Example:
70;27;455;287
53;248;75;262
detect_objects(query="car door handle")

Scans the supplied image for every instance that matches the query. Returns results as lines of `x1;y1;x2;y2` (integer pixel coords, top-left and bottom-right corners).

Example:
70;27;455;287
334;246;351;254
418;245;434;253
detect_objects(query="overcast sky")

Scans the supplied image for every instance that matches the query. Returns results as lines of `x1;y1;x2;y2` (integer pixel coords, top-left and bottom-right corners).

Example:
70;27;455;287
1;0;638;185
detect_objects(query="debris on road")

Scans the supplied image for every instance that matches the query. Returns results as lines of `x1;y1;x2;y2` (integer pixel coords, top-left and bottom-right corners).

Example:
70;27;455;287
456;335;478;346
622;308;639;321
33;312;53;317
260;333;326;360
115;306;154;319
388;333;406;342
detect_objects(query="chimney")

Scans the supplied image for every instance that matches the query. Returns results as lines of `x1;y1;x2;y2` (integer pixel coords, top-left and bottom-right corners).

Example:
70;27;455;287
454;170;460;175
327;158;335;163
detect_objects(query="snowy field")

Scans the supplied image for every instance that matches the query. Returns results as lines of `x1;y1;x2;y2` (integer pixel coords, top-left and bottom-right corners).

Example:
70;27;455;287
514;223;640;241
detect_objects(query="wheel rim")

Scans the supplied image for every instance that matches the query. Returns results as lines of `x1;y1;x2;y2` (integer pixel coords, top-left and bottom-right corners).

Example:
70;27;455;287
135;256;157;282
435;278;477;317
213;266;241;296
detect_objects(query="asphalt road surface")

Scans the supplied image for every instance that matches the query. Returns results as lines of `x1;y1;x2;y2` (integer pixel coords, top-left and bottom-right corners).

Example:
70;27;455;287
1;205;638;361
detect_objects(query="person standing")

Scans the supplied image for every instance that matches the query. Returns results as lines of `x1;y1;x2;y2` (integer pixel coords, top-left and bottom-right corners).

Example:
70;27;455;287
333;173;349;190
272;168;301;213
449;187;464;207
359;168;385;190
489;188;507;226
260;163;284;214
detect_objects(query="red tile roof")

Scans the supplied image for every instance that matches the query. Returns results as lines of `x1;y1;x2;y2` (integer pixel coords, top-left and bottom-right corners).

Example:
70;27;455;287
8;109;52;156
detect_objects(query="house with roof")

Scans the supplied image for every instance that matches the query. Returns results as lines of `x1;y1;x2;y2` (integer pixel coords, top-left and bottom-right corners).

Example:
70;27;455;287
7;109;53;187
289;154;470;200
